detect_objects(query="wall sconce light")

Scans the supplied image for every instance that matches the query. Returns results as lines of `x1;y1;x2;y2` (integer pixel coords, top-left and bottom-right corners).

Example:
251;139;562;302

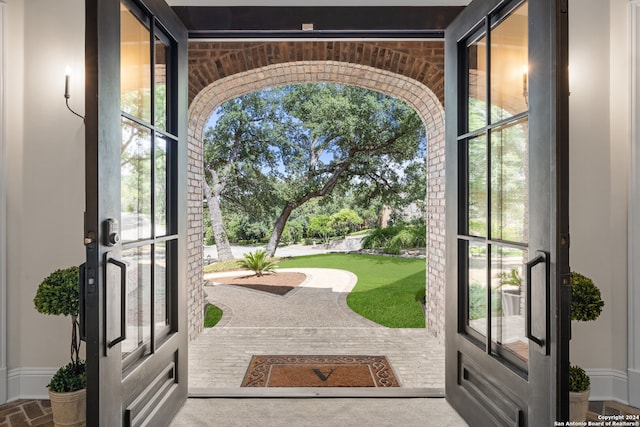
522;64;529;106
64;66;84;121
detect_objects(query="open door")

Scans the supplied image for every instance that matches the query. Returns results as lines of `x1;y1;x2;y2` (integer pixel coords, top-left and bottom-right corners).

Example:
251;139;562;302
445;0;570;425
83;0;188;424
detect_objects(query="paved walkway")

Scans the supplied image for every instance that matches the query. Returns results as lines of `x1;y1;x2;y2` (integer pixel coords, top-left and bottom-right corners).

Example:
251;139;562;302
188;268;445;390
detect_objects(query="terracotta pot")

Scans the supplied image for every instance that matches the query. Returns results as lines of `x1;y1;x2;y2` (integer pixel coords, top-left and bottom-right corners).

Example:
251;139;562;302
48;388;86;427
569;388;590;422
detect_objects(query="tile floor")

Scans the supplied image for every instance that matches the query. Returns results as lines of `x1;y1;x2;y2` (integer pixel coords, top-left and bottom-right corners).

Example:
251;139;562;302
0;400;52;427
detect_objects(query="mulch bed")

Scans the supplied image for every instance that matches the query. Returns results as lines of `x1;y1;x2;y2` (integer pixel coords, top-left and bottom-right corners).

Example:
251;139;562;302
241;355;400;387
212;272;307;296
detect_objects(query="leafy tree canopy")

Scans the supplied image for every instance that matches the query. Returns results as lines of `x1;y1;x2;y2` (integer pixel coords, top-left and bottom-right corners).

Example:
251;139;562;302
203;83;427;256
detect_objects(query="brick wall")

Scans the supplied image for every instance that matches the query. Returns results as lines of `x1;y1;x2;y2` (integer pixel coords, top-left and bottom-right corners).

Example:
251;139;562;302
186;42;447;340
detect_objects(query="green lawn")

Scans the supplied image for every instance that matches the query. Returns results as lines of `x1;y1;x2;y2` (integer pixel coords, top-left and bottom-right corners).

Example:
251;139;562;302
204;304;223;328
279;254;426;328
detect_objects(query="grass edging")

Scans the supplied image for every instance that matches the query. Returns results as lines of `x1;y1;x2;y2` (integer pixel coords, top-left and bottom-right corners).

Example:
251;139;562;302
204;304;223;328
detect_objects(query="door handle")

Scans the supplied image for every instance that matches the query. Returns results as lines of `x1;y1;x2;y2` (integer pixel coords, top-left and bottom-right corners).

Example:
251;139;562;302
106;257;127;350
526;250;550;354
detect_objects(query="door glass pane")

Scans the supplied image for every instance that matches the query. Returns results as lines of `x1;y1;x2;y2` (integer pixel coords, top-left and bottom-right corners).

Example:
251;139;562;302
468;242;488;336
490;2;529;123
468;36;487;132
122;246;152;357
121;118;152;243
155;242;168;335
468;136;487;237
121;3;151;122
490;119;529;243
491;246;528;362
154;36;168;131
155;135;168;236
461;2;530;371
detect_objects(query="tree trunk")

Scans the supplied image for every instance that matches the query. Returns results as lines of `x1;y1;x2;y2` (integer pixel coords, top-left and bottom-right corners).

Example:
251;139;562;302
265;204;296;257
204;181;234;261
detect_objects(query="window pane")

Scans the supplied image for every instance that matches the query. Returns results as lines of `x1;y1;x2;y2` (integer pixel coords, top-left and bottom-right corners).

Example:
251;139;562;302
491;246;528;363
490;2;529;123
468;242;487;336
155;242;168;335
490;119;529;243
468;36;487;132
121;3;151;122
121;118;152;242
155;136;168;236
122;246;152;358
468;136;487;237
154;36;168;130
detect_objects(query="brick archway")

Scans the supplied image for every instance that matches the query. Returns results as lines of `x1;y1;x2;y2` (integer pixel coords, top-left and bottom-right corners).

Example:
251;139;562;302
186;60;446;340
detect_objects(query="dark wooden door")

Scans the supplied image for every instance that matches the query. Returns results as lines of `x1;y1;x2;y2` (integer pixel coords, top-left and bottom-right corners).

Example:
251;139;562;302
83;0;188;424
444;0;570;425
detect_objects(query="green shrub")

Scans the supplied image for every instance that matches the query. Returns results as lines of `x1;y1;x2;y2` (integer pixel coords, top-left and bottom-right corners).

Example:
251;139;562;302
48;361;86;393
204;226;215;246
237;249;279;276
468;283;503;320
383;244;401;255
363;224;426;253
569;364;590;392
571;272;605;322
468;283;486;320
389;228;416;248
362;226;398;249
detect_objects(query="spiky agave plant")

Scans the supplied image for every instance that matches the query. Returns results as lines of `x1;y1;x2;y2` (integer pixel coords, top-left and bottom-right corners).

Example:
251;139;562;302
237;249;279;277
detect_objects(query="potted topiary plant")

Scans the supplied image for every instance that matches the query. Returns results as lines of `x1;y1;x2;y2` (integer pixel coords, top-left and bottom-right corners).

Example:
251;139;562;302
569;271;605;422
497;268;522;316
33;266;86;427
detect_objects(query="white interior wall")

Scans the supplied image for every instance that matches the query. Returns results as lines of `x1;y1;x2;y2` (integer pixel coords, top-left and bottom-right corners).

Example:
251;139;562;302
5;0;85;400
627;0;640;408
568;0;631;403
0;0;7;405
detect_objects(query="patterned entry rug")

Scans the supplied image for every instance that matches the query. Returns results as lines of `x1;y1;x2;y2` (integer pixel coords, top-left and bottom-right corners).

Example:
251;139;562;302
241;355;400;387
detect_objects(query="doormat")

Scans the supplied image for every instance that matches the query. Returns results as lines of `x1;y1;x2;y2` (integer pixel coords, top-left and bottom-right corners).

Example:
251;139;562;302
241;355;400;387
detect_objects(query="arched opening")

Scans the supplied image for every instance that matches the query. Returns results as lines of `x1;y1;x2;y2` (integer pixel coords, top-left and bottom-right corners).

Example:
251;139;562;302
187;61;445;340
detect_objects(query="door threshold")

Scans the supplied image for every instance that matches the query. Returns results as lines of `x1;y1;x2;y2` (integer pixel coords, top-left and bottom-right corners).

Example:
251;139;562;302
188;387;445;398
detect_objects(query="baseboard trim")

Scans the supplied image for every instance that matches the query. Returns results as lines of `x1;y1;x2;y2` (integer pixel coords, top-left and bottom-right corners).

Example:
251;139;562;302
7;367;56;401
628;368;640;408
587;369;629;404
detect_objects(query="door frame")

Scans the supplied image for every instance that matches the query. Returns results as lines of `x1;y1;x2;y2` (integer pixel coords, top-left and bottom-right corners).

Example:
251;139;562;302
630;0;640;409
177;5;463;345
